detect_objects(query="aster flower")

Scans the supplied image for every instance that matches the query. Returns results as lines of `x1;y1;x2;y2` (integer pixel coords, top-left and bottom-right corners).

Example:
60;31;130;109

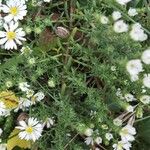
0;21;26;50
2;0;27;22
16;117;43;142
19;82;30;92
141;49;150;64
31;91;45;105
140;95;150;104
116;0;132;5
120;125;136;142
126;59;143;76
105;133;113;141
130;23;147;42
128;8;138;17
112;11;122;21
113;20;128;33
113;141;131;150
143;74;150;88
100;15;109;24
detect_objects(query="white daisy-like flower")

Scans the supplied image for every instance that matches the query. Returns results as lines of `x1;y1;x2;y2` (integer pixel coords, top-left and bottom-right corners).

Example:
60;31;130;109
126;105;134;113
130;74;139;82
0;102;8;116
126;59;143;76
113;118;122;126
95;137;102;145
112;11;122;21
120;125;136;142
44;0;52;2
116;0;132;5
31;91;45;105
20;46;32;55
84;128;93;137
124;93;136;102
141;48;150;64
143;74;150;88
26;89;34;98
105;133;113;141
85;136;94;145
0;128;3;136
19;82;30;92
128;8;138;17
113;141;131;150
2;0;27;22
0;21;26;50
43;117;54;128
16;97;31;111
100;15;109;24
140;95;150;104
16;117;43;142
130;23;148;42
113;20;128;33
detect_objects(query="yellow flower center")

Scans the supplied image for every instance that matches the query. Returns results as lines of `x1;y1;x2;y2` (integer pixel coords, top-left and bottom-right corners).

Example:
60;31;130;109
25;126;33;134
10;7;18;15
7;32;16;40
122;128;129;135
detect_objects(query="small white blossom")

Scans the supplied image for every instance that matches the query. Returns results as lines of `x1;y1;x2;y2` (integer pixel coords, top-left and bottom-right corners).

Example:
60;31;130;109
100;16;109;24
113;141;131;150
140;95;150;104
120;125;136;142
84;128;93;137
141;48;150;64
113;20;128;33
126;59;143;76
112;11;122;21
19;82;30;92
130;23;148;42
105;133;113;141
113;118;122;126
124;93;136;102
143;74;150;88
126;105;134;112
116;0;132;5
128;8;138;17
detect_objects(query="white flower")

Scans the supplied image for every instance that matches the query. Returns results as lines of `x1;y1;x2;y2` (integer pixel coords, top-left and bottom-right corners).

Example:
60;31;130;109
113;118;122;126
84;128;93;137
141;48;150;64
113;20;128;33
130;23;148;42
116;0;132;5
140;95;150;104
44;0;52;2
85;137;94;145
2;0;27;22
105;133;113;141
16;117;43;142
0;21;26;50
130;74;139;82
112;11;122;21
113;141;131;150
16;97;31;110
0;102;7;116
21;46;32;55
26;89;34;98
100;15;109;24
19;82;30;92
128;8;138;17
120;125;136;142
28;58;36;65
126;59;143;76
0;144;7;150
31;92;45;104
143;74;150;88
0;128;3;136
124;93;136;102
126;105;134;112
43;117;54;128
95;137;102;144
